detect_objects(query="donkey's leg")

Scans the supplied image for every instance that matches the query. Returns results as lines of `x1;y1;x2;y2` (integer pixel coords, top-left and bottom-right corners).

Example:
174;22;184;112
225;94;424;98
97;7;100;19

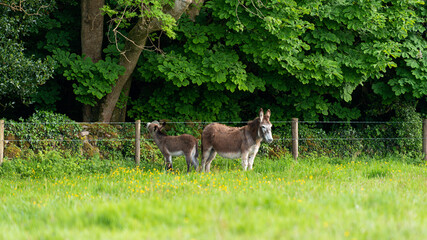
205;151;217;172
241;152;249;171
248;145;261;170
247;154;256;170
201;146;213;172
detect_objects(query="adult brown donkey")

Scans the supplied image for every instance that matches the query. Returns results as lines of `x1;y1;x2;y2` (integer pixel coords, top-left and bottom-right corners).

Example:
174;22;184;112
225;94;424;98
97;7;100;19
201;108;273;172
147;121;199;173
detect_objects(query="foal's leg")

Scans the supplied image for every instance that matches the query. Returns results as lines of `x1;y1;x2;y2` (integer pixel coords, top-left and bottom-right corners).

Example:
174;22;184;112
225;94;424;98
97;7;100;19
184;154;192;173
164;154;173;171
192;155;199;171
192;156;199;171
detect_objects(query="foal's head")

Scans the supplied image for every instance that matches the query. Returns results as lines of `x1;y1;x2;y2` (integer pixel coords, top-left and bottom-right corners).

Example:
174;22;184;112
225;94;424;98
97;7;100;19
146;121;166;136
258;108;273;143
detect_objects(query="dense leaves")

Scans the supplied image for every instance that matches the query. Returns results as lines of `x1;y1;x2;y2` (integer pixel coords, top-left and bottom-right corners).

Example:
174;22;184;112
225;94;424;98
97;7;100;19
133;0;426;121
53;49;125;106
1;0;426;121
0;1;55;110
102;0;177;39
0;41;54;105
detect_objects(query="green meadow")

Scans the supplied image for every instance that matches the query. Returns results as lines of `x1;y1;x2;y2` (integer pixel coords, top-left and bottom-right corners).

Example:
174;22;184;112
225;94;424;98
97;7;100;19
0;156;426;240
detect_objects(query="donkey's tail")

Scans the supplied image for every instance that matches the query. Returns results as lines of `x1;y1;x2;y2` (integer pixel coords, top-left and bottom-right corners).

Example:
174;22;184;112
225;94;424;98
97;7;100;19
195;139;202;171
200;138;204;162
195;146;199;162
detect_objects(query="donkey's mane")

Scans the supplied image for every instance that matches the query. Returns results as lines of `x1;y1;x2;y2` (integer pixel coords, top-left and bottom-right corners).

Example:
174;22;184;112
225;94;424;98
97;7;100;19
156;129;168;137
247;117;260;128
246;117;261;140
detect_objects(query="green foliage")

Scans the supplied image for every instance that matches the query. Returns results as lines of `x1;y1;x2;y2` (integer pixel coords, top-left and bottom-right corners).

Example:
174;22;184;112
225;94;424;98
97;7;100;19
0;2;56;108
30;80;61;111
389;35;427;98
4;111;141;160
1;0;426;123
101;0;177;38
6;111;83;151
266;114;424;160
390;103;423;153
0;41;54;106
0;0;57;38
0;0;65;112
131;0;426;121
149;47;265;92
128;82;244;122
52;49;125;106
81;122;137;159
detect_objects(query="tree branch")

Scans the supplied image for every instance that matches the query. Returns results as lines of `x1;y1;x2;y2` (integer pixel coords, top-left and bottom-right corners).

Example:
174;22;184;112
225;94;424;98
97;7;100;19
0;0;51;16
99;0;194;122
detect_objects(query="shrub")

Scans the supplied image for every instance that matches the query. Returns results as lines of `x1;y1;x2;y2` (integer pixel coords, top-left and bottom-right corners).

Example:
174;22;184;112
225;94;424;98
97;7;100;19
5;110;82;152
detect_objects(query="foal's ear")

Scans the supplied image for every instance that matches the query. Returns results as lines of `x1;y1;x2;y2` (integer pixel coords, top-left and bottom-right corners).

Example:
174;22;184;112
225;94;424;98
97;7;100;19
158;121;166;131
259;108;264;121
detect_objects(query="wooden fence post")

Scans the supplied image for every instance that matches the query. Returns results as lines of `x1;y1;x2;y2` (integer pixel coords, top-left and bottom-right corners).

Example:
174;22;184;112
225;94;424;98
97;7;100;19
0;120;4;164
135;120;141;165
423;119;427;161
292;118;298;161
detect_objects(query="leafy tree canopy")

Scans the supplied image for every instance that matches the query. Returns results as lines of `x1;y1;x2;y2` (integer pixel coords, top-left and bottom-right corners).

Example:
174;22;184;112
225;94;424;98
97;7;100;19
1;0;426;122
0;0;55;112
132;0;426;121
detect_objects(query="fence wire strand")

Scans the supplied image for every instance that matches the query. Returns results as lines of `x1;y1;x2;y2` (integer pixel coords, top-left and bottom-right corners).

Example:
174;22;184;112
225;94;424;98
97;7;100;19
2;120;424;144
1;120;425;159
277;137;424;141
3;120;424;126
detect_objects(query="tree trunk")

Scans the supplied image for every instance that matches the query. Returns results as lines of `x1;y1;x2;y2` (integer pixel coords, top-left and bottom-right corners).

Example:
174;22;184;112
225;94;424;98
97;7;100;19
97;18;151;122
98;0;195;122
81;0;105;122
111;76;132;122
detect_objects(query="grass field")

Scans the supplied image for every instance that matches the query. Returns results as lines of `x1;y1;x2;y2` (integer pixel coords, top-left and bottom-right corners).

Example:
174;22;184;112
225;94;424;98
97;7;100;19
0;156;426;240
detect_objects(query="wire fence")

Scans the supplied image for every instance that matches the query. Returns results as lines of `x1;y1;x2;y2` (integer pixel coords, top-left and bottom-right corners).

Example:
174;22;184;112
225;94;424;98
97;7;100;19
1;119;426;162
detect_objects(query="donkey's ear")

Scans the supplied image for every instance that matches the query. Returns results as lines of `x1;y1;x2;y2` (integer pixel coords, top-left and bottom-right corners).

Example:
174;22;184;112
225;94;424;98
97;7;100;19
259;108;264;121
265;109;271;120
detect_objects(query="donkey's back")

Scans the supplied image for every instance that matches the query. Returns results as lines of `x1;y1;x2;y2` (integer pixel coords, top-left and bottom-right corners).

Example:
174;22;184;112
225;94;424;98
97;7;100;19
163;134;198;157
202;123;246;156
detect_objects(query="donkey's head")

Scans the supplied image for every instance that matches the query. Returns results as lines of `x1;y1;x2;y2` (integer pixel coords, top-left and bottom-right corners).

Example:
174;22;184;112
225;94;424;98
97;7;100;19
258;108;273;143
146;121;166;136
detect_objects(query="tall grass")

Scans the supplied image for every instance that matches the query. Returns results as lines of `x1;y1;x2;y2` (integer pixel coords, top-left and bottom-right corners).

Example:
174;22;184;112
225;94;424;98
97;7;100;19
0;155;426;239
